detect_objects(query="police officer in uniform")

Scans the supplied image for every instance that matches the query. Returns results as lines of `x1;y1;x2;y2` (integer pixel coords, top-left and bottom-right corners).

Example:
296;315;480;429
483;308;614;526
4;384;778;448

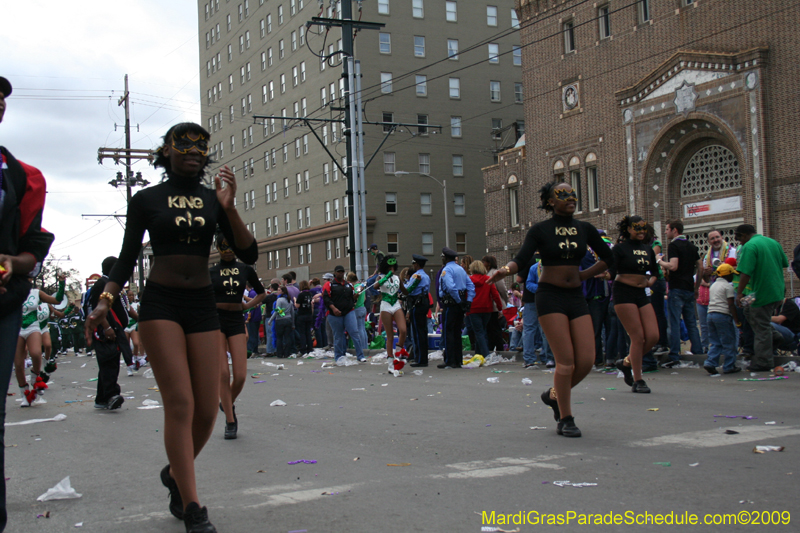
404;254;431;367
437;248;475;369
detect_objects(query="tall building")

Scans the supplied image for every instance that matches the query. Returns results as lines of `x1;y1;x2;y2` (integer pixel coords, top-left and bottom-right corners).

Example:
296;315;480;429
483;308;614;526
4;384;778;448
485;0;800;271
199;0;522;281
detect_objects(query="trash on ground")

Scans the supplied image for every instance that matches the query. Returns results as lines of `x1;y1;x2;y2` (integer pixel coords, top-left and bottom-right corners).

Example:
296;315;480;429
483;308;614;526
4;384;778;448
552;480;597;488
483;352;513;366
754;445;784;453
463;354;485;369
486;377;499;383
142;369;154;378
689;463;699;467
37;476;82;501
606;387;616;390
270;400;287;407
261;361;285;370
647;408;659;412
335;356;360;367
738;376;788;382
653;462;671;467
724;429;739;434
413;370;423;376
287;460;317;465
254;380;266;383
5;414;67;427
481;527;520;533
87;378;98;382
142;399;160;406
765;421;777;425
387;463;411;467
714;415;757;419
530;426;547;430
521;378;532;385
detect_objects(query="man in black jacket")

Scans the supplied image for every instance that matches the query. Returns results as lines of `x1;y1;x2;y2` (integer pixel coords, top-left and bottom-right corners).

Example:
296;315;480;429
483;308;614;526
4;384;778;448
0;75;55;532
322;265;364;361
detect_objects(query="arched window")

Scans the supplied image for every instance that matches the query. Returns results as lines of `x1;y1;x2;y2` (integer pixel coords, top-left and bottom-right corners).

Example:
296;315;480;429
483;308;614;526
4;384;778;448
681;145;741;197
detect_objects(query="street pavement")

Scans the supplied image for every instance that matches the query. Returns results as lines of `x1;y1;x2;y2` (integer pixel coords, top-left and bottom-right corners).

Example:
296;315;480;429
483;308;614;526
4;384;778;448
5;351;798;533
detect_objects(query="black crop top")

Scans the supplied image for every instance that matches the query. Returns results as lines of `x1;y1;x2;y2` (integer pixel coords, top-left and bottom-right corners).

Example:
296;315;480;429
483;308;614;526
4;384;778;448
512;214;614;270
609;239;658;278
210;260;265;303
109;174;258;287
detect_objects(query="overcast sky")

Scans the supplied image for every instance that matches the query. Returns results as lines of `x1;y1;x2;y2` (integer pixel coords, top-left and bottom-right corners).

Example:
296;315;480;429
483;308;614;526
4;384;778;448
1;0;201;286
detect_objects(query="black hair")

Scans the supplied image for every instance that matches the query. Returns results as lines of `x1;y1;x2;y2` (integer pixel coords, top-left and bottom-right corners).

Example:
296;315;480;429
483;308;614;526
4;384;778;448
282;273;293;282
152;122;212;176
644;223;656;245
379;255;398;275
538;182;556;212
481;255;498;270
617;215;645;239
666;218;684;234
735;223;756;236
270;282;280;291
101;256;118;276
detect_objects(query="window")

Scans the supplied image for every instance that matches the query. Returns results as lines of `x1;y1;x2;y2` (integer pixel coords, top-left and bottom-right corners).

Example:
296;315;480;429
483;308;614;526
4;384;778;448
380;72;392;93
296;172;302;192
564;20;575;53
512;46;522;66
323;162;330;184
268;80;274;100
417;114;428;135
412;0;423;18
415;75;427;96
326;240;332;260
227;13;232;31
492;118;503;140
298;244;304;264
239;35;244;53
230;135;235;153
445;1;457;22
265;183;271;202
243;191;249;211
570;170;582;211
333;198;340;220
307;242;312;264
267;13;272;32
324;201;331;222
250;188;255;209
278;4;284;24
488;43;500;64
304;206;311;227
422;232;433;255
286;247;291;267
273;216;279;236
240;66;245;85
284;177;289;197
509;186;520;227
304;170;309;190
453;194;465;216
450;117;462;137
382;112;393;133
247;93;252;111
587;166;600;211
300;62;306;82
285;212;291;232
420;193;432;215
383;152;395;174
487;5;498;26
332;161;339;182
238;3;243;21
385;192;397;214
272;181;277;201
260;18;266;37
343;196;348;217
268;48;273;66
456;233;467;254
511;8;520;28
414;36;425;57
244;0;249;17
291;30;297;51
599;5;611;39
280;74;285;93
292;66;298;86
449;78;460;98
228;44;232;61
322;125;328;145
447;39;458;59
515;82;523;104
378;0;389;15
419;153;430;174
290;0;296;16
279;39;284;59
452;155;463;176
299;25;305;45
245;30;251;49
638;0;651;23
490;81;501;102
387;233;398;254
274;249;280;269
282;143;288;162
268;250;273;266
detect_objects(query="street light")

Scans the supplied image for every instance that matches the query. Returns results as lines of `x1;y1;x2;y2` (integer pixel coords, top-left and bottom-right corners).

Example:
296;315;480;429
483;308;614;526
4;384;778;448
394;171;449;249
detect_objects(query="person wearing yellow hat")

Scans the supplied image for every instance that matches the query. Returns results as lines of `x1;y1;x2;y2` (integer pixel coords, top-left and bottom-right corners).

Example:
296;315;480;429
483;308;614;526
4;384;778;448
703;263;741;375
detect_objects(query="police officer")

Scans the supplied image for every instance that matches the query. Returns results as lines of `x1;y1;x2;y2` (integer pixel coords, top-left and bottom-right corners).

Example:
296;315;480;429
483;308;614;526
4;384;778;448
437;248;475;369
404;254;431;367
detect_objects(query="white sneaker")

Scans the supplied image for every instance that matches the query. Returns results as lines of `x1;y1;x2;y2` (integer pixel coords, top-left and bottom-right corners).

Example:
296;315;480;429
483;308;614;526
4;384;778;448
127;365;135;376
20;387;33;407
33;395;47;405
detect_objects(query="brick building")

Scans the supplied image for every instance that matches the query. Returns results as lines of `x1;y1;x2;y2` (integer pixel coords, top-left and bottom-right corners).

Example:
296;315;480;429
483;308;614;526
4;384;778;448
485;0;800;284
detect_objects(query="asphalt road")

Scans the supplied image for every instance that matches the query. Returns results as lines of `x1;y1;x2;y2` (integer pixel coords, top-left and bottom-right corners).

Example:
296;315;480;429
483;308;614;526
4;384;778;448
5;351;798;533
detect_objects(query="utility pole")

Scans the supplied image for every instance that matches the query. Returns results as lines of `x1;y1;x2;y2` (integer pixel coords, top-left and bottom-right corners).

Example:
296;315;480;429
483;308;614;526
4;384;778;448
96;75;152;293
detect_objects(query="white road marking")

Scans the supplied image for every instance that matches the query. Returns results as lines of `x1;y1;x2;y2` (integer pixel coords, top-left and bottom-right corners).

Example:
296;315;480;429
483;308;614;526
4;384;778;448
241;484;360;509
630;425;800;448
429;455;575;479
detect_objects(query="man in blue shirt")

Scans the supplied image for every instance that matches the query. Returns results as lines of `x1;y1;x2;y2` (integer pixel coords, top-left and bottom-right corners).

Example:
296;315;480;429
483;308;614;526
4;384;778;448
437;248;475;369
405;254;431;367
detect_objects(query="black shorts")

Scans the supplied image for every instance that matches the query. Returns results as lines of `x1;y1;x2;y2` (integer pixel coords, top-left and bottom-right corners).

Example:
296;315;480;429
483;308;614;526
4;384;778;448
218;308;246;338
613;282;651;308
535;282;589;320
138;281;220;334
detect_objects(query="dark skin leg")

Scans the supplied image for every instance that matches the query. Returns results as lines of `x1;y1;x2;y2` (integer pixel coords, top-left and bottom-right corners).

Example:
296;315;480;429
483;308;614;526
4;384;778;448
380;311;395;357
616;303;659;381
140;321;220;510
15;333;43;387
220;333;247;424
538;314;595;418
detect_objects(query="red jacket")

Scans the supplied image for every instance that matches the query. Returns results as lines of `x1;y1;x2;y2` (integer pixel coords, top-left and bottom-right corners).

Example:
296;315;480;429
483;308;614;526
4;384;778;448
467;274;503;315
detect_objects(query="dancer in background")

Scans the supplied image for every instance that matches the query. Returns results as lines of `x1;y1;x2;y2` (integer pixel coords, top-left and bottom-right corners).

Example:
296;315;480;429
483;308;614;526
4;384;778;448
85;122;257;533
491;182;612;437
210;233;265;440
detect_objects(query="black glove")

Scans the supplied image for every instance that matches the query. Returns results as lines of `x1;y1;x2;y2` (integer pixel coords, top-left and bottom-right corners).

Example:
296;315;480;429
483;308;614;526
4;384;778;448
461;300;471;314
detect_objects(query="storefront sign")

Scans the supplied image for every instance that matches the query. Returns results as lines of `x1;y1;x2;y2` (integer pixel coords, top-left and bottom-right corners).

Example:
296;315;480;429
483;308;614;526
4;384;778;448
684;196;742;218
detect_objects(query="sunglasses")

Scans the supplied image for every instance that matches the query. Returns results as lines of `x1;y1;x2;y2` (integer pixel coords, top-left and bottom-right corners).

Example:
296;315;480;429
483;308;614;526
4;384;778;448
631;222;647;231
553;188;578;202
172;134;209;156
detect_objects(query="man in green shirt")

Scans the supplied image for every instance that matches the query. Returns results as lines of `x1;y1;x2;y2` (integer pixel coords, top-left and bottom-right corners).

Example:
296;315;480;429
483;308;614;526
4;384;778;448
734;224;789;371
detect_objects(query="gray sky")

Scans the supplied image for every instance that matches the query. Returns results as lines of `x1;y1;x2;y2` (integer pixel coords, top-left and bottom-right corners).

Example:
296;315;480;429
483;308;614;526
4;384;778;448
1;0;200;286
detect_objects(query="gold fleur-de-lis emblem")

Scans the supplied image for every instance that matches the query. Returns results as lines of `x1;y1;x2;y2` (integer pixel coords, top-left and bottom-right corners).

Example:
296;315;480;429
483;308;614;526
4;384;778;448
175;210;206;242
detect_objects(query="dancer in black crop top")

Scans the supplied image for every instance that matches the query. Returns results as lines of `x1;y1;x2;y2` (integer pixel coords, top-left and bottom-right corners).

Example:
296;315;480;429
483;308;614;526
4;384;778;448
489;182;613;438
84;123;256;533
608;216;660;394
210;234;265;440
